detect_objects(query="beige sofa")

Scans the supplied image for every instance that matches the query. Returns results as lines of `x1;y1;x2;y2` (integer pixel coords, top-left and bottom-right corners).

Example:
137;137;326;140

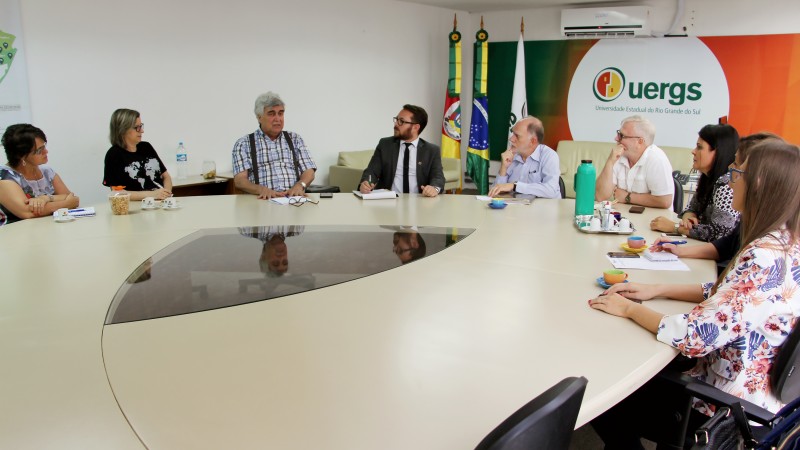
557;141;693;198
328;150;461;193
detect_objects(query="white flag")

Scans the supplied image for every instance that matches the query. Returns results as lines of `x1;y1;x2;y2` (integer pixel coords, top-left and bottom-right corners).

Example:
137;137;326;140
508;32;527;136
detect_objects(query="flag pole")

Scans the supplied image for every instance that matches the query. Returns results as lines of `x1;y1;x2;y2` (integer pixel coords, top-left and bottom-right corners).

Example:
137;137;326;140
520;17;524;37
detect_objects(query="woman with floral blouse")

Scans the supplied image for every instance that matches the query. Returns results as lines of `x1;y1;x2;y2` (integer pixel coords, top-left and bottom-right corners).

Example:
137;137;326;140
650;124;740;241
590;139;800;448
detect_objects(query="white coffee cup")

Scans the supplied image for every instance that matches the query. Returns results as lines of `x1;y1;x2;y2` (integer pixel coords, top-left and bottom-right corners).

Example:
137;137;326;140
141;197;156;208
54;208;71;222
162;197;178;208
619;218;631;231
589;217;602;231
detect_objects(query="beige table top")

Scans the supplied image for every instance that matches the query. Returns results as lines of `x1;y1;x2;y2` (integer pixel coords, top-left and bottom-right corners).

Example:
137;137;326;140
0;194;713;449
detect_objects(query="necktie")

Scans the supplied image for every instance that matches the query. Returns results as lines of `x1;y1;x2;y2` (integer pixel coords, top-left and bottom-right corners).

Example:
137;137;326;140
403;142;411;194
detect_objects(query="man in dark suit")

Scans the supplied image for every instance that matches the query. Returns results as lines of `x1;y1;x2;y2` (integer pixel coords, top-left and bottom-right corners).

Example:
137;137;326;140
359;104;445;197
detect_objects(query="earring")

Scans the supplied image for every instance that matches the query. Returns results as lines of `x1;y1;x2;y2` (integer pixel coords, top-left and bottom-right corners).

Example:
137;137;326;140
21;160;26;167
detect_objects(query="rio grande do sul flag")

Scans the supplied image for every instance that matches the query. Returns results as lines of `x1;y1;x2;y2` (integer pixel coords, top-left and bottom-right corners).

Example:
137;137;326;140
441;16;462;169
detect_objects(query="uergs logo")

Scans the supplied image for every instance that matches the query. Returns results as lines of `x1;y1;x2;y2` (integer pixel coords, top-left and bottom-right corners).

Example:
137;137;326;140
567;38;729;146
593;67;625;102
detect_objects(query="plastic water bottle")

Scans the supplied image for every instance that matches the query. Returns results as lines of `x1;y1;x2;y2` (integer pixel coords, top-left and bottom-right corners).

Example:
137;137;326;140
176;141;188;179
574;160;596;217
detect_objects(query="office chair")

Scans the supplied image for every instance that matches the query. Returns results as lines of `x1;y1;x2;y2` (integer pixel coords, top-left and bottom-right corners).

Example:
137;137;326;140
558;176;566;199
672;175;684;213
475;376;587;450
653;317;800;449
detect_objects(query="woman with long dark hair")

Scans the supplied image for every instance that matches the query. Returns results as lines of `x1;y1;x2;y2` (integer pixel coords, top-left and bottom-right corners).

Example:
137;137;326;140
650;123;740;241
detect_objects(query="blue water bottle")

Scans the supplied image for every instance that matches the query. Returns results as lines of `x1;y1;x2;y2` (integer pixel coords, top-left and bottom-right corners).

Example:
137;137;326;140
574;160;596;217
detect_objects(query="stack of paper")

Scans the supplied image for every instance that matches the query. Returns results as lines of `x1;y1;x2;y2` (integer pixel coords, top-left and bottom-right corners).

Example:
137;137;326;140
353;189;398;200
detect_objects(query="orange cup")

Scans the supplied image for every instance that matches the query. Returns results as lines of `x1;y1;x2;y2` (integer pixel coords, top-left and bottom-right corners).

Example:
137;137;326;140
603;269;628;285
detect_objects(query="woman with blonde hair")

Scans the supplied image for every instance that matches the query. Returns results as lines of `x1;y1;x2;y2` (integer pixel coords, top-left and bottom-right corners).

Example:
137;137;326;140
102;108;172;200
589;139;800;448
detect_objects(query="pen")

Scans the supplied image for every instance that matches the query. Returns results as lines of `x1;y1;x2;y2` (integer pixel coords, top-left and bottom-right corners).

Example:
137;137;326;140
657;240;687;245
153;180;164;189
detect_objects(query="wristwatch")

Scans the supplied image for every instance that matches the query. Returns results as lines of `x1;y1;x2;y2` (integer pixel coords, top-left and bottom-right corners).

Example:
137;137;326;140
513;182;518;193
299;181;307;190
624;192;631;204
674;222;681;234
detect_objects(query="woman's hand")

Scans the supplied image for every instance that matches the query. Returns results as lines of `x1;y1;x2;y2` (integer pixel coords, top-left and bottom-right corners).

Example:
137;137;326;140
603;282;660;301
588;293;637;318
649;237;687;256
152;188;172;200
26;195;50;216
680;213;699;231
649;216;676;232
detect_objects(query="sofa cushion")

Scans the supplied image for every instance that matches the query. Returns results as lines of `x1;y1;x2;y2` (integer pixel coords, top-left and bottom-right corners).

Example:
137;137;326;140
337;150;375;168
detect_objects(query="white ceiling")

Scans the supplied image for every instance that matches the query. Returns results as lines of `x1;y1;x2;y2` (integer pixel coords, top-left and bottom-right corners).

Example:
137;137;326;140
397;0;630;13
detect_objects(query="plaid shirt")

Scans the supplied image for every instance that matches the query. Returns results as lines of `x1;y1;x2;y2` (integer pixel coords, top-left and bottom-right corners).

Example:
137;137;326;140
232;128;317;191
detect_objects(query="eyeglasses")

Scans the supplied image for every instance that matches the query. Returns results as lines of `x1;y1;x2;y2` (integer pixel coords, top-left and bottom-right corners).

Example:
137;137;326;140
33;143;47;155
393;117;418;127
288;197;319;207
728;167;746;184
133;124;144;132
616;130;641;141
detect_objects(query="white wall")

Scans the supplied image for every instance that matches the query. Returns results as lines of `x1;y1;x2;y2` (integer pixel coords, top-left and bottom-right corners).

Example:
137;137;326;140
19;0;464;204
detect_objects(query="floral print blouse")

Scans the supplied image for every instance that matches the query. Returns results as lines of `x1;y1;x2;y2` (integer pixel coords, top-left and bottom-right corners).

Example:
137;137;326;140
681;174;740;242
0;165;57;226
657;230;800;415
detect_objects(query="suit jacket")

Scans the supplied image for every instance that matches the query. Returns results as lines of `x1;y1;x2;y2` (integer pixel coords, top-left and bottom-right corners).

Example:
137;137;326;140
359;137;445;192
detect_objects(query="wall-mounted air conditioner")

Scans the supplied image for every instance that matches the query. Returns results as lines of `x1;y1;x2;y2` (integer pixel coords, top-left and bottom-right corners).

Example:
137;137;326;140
561;6;652;38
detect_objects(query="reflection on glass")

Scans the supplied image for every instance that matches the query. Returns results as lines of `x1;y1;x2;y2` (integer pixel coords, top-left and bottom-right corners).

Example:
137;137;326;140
105;225;474;324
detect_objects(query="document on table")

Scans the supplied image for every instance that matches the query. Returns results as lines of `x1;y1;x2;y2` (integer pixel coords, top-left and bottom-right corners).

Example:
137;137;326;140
353;189;398;200
475;195;532;205
606;254;690;271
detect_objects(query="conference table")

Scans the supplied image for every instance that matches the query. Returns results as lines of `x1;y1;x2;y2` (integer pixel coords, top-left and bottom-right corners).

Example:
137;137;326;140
0;193;715;449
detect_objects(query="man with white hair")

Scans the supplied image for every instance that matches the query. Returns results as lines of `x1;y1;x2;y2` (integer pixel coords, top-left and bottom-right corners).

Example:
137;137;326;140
232;92;317;199
595;115;674;209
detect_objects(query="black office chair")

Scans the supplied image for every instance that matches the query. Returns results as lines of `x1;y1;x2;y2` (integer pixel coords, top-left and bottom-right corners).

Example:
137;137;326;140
558;176;566;199
653;318;800;449
475;376;587;450
672;175;684;213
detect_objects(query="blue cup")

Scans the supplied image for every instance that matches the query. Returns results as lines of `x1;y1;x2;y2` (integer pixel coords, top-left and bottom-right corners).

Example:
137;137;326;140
627;236;646;249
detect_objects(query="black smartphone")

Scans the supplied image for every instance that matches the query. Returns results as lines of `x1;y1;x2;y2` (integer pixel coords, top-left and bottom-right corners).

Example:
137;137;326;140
607;252;640;258
319;193;333;198
629;205;645;214
663;232;683;237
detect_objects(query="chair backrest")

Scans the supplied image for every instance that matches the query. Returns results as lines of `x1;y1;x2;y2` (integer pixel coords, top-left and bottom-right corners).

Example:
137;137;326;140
673;176;684;213
475;376;588;450
771;318;800;403
558;176;566;199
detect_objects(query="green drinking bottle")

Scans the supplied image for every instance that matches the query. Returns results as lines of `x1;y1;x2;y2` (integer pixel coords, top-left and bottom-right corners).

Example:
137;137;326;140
574;160;596;217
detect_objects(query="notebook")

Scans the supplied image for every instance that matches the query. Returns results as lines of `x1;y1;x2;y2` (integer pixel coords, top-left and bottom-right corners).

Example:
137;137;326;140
352;189;398;200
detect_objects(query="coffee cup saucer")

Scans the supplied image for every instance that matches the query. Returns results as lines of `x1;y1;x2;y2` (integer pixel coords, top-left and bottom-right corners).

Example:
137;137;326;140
54;215;75;223
141;205;159;210
620;243;646;253
161;204;181;210
488;202;507;210
596;277;629;289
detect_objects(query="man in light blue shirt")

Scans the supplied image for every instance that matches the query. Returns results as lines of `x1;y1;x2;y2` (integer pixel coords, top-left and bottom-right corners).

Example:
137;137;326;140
488;116;561;198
